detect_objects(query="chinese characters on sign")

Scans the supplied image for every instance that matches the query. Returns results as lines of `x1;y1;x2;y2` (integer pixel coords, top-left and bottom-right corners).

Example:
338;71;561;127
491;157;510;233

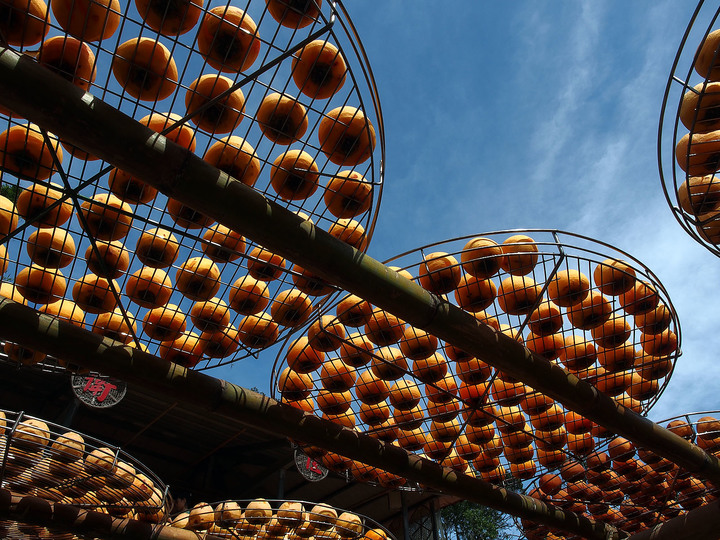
71;374;127;409
83;377;116;401
294;448;329;482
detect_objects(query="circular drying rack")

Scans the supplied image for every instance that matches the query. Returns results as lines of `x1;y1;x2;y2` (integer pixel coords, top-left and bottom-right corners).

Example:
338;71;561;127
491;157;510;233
269;229;681;489
0;0;385;371
0;408;169;532
167;497;396;539
519;410;720;540
659;0;720;256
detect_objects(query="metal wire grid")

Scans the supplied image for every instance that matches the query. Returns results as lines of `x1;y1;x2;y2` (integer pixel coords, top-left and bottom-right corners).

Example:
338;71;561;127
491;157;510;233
269;230;681;492
167;498;396;539
518;411;720;540
0;408;169;522
658;0;720;257
0;0;385;371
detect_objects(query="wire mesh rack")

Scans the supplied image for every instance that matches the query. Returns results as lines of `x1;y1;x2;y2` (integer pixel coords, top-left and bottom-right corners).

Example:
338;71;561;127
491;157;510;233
167;498;396;539
659;0;720;257
269;229;681;490
0;0;385;371
0;408;169;527
518;411;720;540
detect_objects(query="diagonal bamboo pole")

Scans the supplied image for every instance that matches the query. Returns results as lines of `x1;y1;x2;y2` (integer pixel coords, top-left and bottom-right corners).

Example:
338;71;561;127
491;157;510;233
0;46;716;531
0;297;620;540
627;499;720;540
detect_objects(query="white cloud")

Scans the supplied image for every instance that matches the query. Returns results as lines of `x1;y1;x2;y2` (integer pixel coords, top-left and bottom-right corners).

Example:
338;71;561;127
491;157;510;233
525;3;604;188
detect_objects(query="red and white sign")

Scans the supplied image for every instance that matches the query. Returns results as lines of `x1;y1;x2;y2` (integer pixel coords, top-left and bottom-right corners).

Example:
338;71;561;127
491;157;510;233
71;374;127;408
294;448;329;482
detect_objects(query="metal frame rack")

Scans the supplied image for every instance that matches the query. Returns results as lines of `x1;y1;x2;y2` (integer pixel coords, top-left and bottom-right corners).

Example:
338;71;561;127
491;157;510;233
659;0;720;256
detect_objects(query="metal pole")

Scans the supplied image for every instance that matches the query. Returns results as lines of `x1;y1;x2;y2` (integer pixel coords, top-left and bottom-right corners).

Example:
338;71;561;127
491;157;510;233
0;490;220;540
0;297;619;540
277;468;286;500
429;498;440;540
628;499;720;540
0;46;717;491
401;491;411;540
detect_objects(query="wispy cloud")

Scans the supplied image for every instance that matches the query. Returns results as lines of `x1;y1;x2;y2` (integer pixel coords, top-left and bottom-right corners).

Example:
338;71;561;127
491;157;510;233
522;3;604;189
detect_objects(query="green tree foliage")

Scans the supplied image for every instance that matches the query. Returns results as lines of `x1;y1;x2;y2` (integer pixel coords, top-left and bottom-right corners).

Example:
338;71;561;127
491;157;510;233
0;182;19;203
439;501;513;540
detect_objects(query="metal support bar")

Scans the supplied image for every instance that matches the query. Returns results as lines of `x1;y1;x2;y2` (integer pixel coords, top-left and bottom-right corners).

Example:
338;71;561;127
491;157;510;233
429;498;440;540
401;491;411;540
0;298;619;540
0;490;219;540
628;499;720;540
277;468;285;500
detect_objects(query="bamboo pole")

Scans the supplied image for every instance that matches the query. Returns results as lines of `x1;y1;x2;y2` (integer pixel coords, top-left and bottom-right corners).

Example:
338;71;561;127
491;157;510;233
0;297;620;540
0;45;718;489
627;499;720;540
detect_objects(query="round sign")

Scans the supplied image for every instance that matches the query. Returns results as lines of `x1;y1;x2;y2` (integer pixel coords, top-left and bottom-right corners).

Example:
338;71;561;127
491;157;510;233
71;374;127;409
294;448;329;482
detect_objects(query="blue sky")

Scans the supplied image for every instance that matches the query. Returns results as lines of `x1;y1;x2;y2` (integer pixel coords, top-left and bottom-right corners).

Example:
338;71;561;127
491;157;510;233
305;1;720;424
